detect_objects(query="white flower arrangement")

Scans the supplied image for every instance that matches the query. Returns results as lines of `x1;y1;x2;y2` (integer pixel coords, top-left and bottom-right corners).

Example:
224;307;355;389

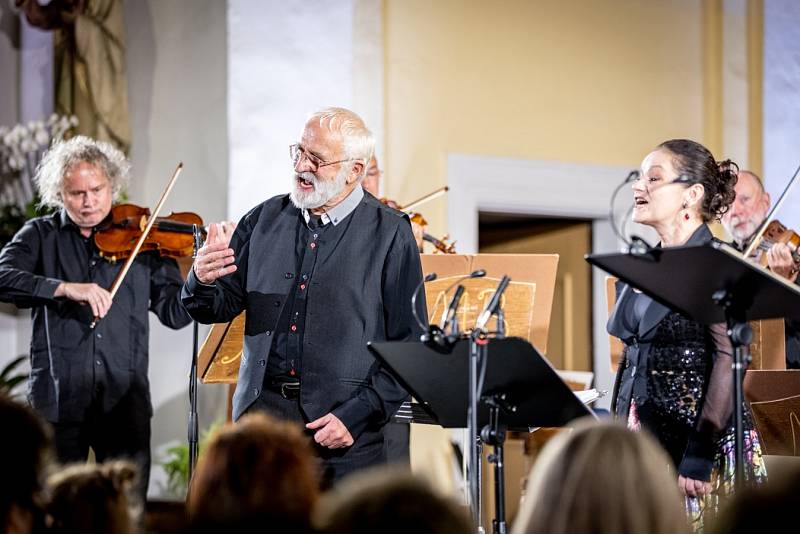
0;114;78;209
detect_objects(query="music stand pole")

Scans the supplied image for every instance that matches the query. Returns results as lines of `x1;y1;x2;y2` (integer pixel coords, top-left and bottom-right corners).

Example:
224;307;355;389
481;395;511;534
712;289;752;491
188;225;202;482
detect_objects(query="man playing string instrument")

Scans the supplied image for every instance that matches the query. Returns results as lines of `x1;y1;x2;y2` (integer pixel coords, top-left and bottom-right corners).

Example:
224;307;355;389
0;136;232;498
721;169;800;368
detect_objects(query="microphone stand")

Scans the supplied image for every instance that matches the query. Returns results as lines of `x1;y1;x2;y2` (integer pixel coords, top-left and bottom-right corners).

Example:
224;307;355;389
188;224;202;482
468;275;511;533
468;326;487;531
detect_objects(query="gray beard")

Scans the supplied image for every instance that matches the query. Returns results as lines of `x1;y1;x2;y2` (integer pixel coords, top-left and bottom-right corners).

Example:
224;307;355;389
289;167;349;210
725;216;760;246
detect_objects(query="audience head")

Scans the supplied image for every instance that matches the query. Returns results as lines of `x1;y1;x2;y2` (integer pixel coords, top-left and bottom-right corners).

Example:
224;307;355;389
315;468;474;534
46;461;139;534
634;139;737;230
511;419;689;534
708;464;800;534
721;170;771;245
187;412;319;530
0;394;53;534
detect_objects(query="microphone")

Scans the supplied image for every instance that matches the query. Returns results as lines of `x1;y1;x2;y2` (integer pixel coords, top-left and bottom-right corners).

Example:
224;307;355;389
625;170;641;183
475;275;511;332
438;269;486;333
411;272;436;332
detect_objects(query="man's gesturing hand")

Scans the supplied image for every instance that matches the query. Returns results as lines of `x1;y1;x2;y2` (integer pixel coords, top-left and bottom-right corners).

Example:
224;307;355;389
193;222;237;285
306;413;354;449
55;282;112;318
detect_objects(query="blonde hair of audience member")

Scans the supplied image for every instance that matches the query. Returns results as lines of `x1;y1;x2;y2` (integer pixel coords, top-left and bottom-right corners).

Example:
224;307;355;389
187;412;319;529
46;461;138;534
315;468;474;534
512;419;689;534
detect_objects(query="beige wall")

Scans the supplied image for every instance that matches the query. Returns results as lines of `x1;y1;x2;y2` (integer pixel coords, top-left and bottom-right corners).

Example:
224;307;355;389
383;0;709;236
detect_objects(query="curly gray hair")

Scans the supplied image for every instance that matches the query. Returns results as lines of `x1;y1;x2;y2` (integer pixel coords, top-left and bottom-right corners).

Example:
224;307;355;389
34;136;131;209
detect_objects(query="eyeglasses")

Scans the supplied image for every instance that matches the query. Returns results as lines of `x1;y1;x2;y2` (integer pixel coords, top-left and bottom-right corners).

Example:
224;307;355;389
289;143;357;171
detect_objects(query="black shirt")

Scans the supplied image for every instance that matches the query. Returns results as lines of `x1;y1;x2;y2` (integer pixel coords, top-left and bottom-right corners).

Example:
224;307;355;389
0;210;192;422
266;214;331;378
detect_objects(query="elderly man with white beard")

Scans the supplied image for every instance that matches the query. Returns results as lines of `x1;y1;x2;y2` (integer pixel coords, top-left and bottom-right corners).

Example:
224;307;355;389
182;108;426;485
721;169;800;368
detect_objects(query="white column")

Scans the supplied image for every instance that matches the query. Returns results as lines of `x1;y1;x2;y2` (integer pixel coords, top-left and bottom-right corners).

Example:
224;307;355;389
227;0;383;220
763;0;800;228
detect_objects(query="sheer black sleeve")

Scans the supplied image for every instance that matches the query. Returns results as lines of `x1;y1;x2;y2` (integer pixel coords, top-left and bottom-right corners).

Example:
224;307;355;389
678;322;735;480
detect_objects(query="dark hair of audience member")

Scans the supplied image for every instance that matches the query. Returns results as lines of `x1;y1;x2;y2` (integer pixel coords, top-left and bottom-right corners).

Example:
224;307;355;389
708;464;800;534
46;461;138;534
0;393;53;534
511;418;689;534
314;468;474;534
186;412;319;531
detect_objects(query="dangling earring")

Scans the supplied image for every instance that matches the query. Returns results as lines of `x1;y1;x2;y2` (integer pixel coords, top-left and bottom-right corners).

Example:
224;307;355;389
682;202;690;221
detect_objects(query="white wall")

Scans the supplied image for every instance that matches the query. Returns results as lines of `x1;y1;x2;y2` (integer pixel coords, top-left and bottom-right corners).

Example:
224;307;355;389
764;0;800;227
227;0;383;220
124;0;230;497
0;11;50;383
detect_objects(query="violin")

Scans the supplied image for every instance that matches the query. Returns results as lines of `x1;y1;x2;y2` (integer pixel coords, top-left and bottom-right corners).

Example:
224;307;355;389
380;186;457;254
91;163;186;327
94;203;205;262
742;162;800;273
406;211;457;254
748;219;800;268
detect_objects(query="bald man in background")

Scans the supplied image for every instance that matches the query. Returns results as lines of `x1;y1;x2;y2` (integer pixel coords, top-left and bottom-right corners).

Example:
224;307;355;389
721;170;799;368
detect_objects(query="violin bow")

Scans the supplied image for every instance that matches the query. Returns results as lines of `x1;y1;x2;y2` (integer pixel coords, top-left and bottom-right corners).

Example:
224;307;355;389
743;162;800;259
90;162;184;328
399;186;449;213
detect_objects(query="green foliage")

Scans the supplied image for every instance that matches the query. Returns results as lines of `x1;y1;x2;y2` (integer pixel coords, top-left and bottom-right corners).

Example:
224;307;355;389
0;195;56;249
0;205;27;249
159;420;222;499
0;355;28;398
162;443;190;498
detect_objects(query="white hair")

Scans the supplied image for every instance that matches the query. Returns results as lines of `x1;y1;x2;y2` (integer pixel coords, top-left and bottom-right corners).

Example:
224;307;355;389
307;107;375;180
34;135;131;209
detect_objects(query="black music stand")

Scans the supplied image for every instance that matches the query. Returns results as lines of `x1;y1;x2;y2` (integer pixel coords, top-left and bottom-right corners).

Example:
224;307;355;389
587;240;800;489
369;336;591;533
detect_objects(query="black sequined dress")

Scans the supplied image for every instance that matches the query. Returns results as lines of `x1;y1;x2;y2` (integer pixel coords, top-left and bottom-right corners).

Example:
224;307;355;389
607;225;766;528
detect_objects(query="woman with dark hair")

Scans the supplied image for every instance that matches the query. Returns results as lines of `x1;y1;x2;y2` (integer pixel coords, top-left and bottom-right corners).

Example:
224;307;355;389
607;139;767;530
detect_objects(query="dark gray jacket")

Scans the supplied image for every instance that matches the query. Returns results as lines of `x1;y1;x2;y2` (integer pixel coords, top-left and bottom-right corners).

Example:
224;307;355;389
182;192;425;438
